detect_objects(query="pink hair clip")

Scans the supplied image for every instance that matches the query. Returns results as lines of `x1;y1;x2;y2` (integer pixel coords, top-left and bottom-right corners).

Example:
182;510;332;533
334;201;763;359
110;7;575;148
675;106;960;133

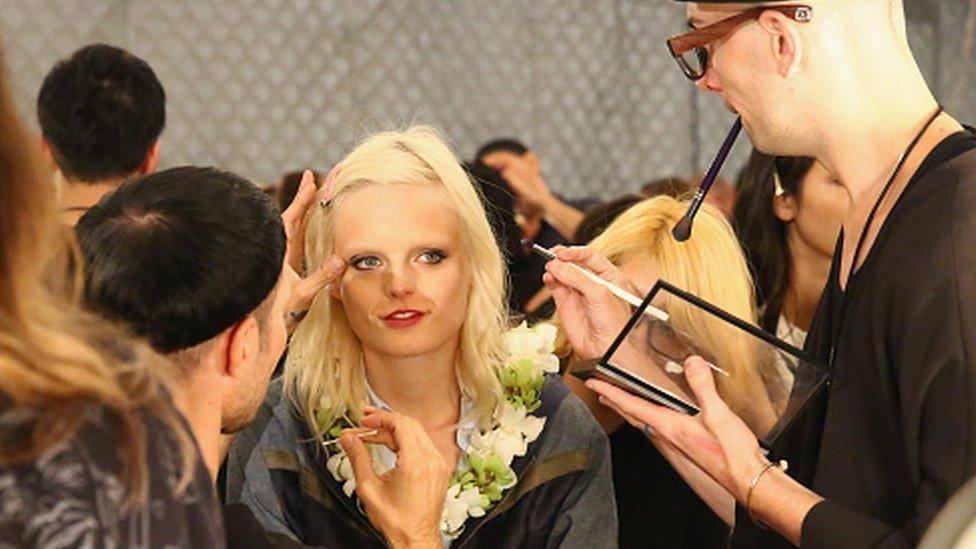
319;164;341;208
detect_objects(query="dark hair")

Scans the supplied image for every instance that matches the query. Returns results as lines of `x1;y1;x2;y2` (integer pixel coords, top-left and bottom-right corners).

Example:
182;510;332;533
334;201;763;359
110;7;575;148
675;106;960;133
640;176;694;199
76;166;286;353
732;150;815;331
465;161;520;256
574;194;643;244
1;38;196;502
37;44;166;182
474;138;529;163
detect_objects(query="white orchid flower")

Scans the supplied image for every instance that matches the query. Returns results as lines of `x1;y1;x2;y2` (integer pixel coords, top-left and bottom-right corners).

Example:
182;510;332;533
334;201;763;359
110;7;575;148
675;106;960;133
498;402;546;443
443;484;488;537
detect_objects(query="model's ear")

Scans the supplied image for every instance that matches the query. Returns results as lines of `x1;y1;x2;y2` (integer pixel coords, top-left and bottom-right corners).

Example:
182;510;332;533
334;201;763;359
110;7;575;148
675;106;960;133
757;10;803;78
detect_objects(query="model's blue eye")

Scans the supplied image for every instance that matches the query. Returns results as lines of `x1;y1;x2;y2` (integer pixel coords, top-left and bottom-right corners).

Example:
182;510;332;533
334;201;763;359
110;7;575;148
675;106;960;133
418;249;446;264
351;255;382;270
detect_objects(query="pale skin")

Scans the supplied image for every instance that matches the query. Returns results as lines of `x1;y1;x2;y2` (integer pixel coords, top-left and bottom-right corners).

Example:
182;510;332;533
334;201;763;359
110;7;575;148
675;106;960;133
548;1;965;544
330;183;473;470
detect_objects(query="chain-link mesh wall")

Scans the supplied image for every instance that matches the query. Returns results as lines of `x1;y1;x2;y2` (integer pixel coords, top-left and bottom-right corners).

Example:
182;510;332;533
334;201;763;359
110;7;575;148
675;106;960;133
1;0;974;199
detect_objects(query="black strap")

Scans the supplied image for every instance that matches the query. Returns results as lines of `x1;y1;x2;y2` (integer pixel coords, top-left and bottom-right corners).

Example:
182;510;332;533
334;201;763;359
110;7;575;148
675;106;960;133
831;106;943;366
846;105;944;286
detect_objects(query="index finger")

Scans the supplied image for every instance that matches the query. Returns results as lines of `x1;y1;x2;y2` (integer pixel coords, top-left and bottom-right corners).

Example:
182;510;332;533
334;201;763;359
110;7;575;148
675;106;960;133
551;246;629;284
281;169;317;228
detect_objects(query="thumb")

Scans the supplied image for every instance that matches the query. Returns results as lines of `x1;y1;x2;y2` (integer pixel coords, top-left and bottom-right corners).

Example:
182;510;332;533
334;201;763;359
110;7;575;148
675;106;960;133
340;433;379;497
683;357;726;413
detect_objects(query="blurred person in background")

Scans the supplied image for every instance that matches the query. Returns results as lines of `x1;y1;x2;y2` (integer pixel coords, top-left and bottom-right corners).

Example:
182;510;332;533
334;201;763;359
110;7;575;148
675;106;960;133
0;40;223;548
37;43;166;225
733;150;848;347
475;138;599;312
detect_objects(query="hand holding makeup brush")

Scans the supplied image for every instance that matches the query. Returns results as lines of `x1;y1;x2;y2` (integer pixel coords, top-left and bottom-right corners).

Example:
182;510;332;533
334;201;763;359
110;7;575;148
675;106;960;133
340;408;450;549
543;246;638;361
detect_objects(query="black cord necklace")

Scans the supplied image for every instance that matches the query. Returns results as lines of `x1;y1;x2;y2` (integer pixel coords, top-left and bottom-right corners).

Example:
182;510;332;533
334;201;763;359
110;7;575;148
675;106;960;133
845;105;944;286
827;105;944;369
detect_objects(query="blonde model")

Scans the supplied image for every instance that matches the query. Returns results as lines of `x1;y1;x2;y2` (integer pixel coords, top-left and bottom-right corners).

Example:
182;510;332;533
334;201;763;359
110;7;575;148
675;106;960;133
228;126;616;548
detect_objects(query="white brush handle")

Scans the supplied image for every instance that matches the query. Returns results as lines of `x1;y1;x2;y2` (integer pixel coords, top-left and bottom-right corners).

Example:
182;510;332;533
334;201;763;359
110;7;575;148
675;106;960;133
565;262;670;322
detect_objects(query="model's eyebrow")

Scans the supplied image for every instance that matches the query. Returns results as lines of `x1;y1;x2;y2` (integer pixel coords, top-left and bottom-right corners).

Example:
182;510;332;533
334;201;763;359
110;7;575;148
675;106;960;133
687;17;703;30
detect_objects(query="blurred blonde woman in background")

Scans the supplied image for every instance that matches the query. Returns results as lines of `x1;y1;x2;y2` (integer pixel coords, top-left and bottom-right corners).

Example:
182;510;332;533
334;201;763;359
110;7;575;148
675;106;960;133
0;41;222;547
228;126;615;548
561;196;763;548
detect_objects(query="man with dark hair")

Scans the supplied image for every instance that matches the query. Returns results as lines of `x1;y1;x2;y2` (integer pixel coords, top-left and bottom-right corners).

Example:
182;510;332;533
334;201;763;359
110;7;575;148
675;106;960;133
77;167;450;549
38;43;166;224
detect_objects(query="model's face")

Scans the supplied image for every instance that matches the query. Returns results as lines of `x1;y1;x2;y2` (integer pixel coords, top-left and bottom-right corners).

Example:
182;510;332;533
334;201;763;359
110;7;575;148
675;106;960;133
223;265;294;432
788;162;848;258
332;184;470;360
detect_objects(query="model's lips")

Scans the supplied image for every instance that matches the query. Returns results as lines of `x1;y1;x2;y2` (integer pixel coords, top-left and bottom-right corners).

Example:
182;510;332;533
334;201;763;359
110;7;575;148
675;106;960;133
381;309;426;328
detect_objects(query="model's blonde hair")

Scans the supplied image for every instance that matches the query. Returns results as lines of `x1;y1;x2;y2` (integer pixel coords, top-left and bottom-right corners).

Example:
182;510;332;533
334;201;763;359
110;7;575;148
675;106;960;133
285;126;507;436
0;43;195;504
587;196;774;429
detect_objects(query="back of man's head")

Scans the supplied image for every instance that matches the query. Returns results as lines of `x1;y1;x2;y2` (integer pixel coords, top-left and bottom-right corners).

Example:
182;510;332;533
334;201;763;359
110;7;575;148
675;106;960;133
38;43;165;183
76;166;285;356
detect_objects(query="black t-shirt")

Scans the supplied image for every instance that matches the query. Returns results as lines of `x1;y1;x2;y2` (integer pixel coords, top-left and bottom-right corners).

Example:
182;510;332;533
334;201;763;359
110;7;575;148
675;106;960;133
732;129;976;548
611;426;729;548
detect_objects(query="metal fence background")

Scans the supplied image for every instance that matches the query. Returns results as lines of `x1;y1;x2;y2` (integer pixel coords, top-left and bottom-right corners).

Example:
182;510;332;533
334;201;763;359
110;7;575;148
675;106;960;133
1;0;973;199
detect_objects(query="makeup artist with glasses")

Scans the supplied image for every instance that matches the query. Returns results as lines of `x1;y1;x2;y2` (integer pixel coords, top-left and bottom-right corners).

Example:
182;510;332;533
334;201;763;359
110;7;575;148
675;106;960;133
545;1;976;548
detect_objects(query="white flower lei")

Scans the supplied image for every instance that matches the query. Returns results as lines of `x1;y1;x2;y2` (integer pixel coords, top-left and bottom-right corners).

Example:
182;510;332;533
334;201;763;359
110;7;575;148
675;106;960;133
318;322;560;540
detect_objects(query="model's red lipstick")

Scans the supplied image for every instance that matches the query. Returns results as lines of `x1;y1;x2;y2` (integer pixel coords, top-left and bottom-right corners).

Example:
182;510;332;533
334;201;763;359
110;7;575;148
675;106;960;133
382;309;425;328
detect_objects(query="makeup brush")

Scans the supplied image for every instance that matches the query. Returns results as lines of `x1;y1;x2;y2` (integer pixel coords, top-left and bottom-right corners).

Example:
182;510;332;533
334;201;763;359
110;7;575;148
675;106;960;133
672;117;743;242
526;240;669;322
321;429;379;447
529;241;730;377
